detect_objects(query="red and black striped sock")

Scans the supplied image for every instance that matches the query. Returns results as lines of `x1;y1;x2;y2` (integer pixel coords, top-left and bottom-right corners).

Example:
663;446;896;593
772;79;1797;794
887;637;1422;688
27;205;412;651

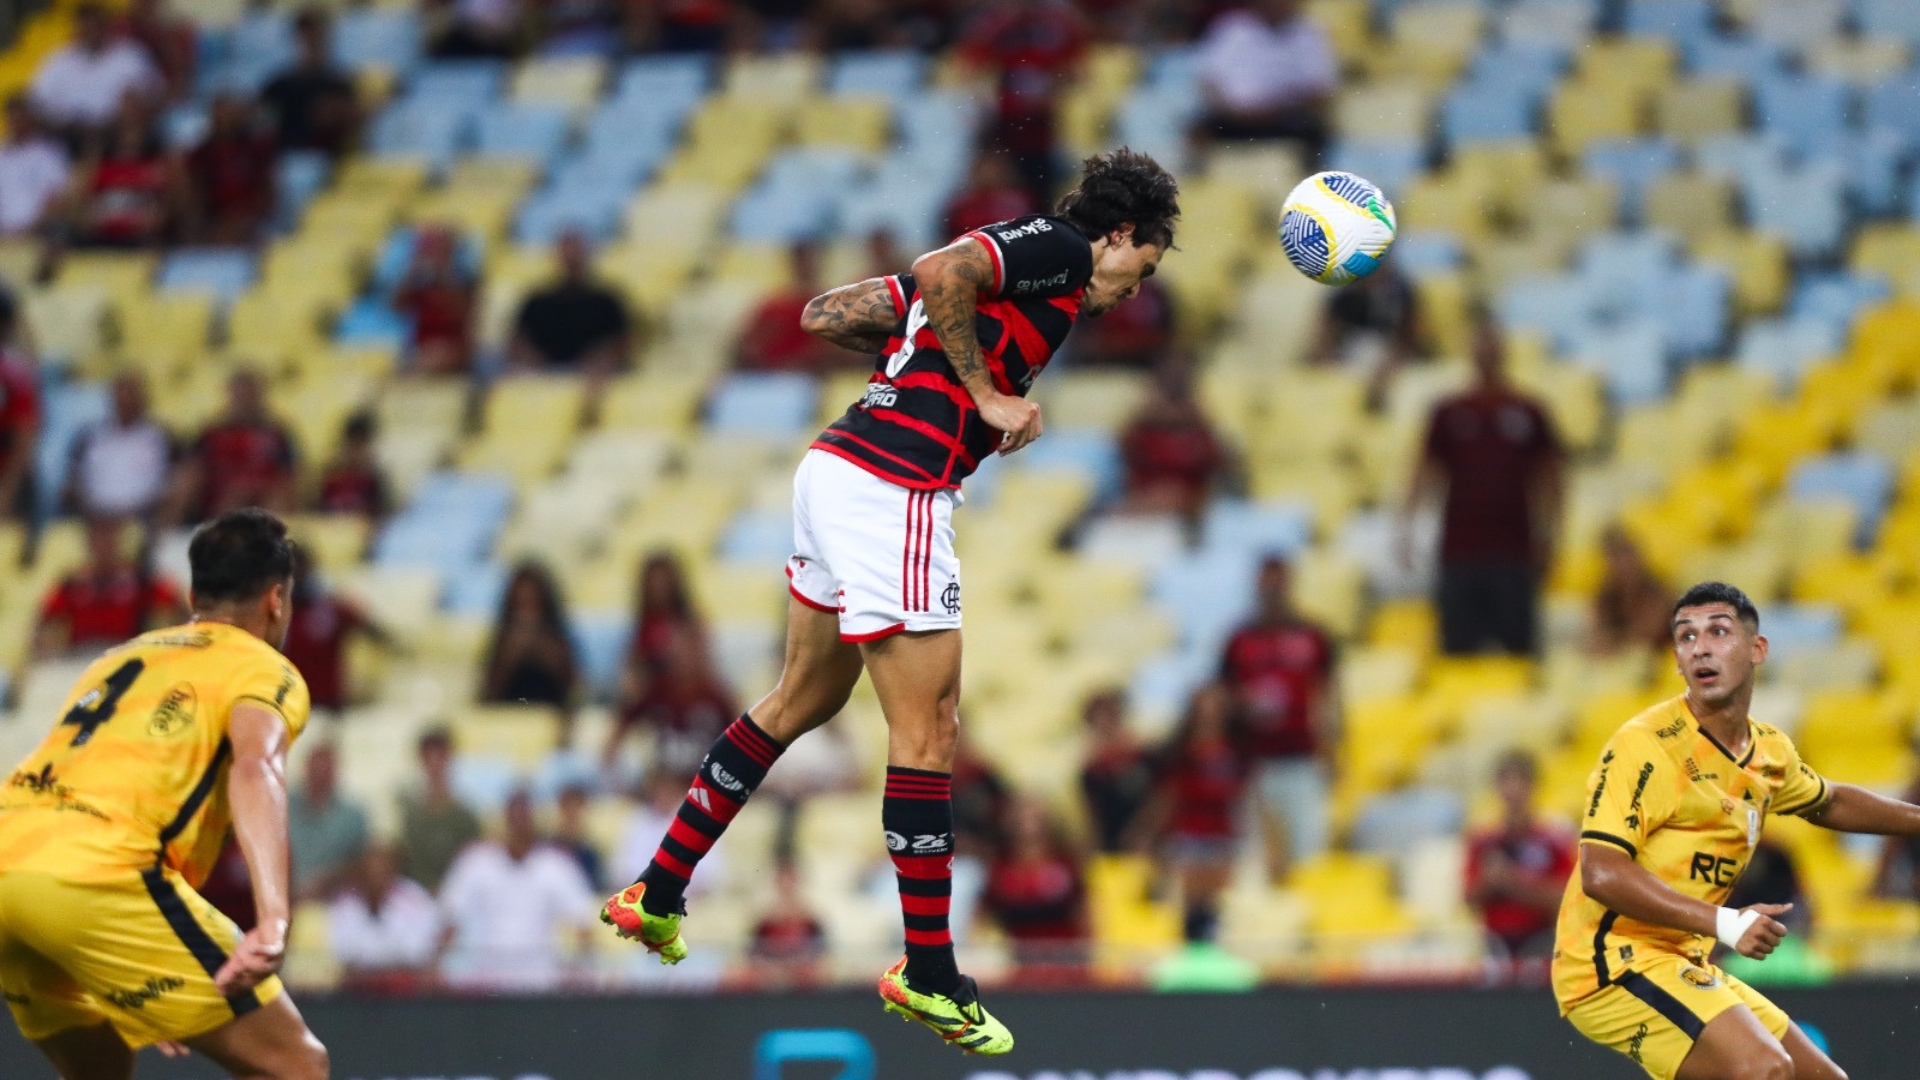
884;765;962;995
636;714;784;916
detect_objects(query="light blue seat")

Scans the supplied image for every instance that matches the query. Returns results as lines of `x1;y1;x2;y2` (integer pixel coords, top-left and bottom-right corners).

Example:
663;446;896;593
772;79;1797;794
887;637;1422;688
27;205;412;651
1443;83;1539;144
1789;452;1895;545
1752;76;1851;157
583;101;687;152
162;103;207;151
896;92;988;154
1807;127;1909;216
157;250;257;303
717;509;795;565
828;50;927;99
1791;272;1891;329
1742;163;1849;259
614;55;710;104
1658;266;1730;360
1015;430;1123;502
1686;36;1784;82
373;518;492;571
411;472;515;523
1151;551;1260;650
408;60;505;103
1146;46;1202;93
441;562;509;618
1693;131;1791;183
1385;229;1463;276
838;176;946;250
1623;0;1715;47
1351;787;1465;858
730;185;839;244
1579;231;1679;317
1757;604;1842;662
532;748;606;801
1200;499;1314;560
368;102;475;168
1581;139;1680;219
762;148;868;191
34;382;110;519
451;755;524;816
1864;76;1920;147
370;227;484;292
1735;315;1846;389
706;373;820;436
334;299;410;349
276;151;331;231
474;105;573;164
1114;88;1202;164
1128;648;1217;721
1466;44;1566;99
1857;0;1920;42
1328;139;1427;202
516;194;621;246
1499;273;1598;349
1568;319;1669;404
334;8;422;71
571;616;633;702
1497;0;1596;52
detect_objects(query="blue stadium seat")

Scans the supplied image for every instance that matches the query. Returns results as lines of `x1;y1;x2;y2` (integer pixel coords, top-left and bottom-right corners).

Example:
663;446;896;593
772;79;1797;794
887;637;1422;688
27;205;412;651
1686;36;1784;82
1865;76;1920;147
1756;604;1842;661
451;756;522;816
34;383;110;519
1741;163;1849;259
1015;431;1124;502
1657;266;1731;360
516;194;622;246
1693;132;1791;183
1384;229;1463;276
368;102;476;168
570;617;632;703
412;472;516;522
441;562;509;618
1351;787;1465;858
1789;452;1896;544
1151;551;1260;651
1568;320;1669;404
474;105;573;165
370;228;485;292
1442;84;1539;145
1735;315;1846;389
1791;272;1892;330
1581;139;1680;219
276;151;331;231
532;747;606;801
157;250;257;303
1856;0;1920;42
1115;88;1203;165
1579;231;1679;318
614;55;711;105
334;8;422;72
1466;44;1567;99
731;185;840;244
1328;140;1427;203
161;103;206;151
1752;76;1852;157
408;60;506;103
1808;128;1909;216
1128;648;1217;722
717;509;796;565
1199;500;1314;560
1623;0;1715;47
896;92;988;155
706;374;820;437
1498;0;1596;51
334;299;411;349
1498;274;1597;350
583;102;686;152
1146;46;1202;94
828;50;927;99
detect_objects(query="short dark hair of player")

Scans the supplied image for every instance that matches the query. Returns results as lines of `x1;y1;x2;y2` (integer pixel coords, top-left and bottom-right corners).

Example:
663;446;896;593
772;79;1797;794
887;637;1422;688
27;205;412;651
1056;147;1181;251
1671;581;1760;633
187;508;297;605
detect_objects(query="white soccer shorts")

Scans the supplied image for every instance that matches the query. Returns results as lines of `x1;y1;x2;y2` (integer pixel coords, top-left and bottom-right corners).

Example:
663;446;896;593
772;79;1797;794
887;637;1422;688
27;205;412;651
786;448;962;642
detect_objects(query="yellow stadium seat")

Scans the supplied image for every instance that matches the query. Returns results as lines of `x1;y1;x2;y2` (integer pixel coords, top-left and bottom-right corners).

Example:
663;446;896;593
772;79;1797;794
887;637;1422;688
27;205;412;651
1791;551;1904;613
1851;234;1920;302
622;184;731;254
407;188;518;240
1549;79;1645;157
23;285;111;365
452;704;564;769
285;514;372;571
1291;853;1416;941
1691;230;1790;316
1399;166;1496;240
1452;142;1549;220
480;375;586;437
793;96;893;151
1308;0;1372;64
1652;78;1744;144
335;157;432;197
55;251;156;298
1332;80;1432;142
1642;172;1736;241
509;56;606;111
1422;656;1533;723
1577;36;1678;91
1518;174;1621;239
721;53;821;99
1806;36;1911;86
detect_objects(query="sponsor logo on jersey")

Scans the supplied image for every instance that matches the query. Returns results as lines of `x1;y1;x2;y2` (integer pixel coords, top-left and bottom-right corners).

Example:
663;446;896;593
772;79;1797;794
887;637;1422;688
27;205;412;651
1587;751;1614;819
1679;965;1720;991
708;762;746;794
995;220;1053;242
909;832;953;854
1629;1022;1650;1063
148;684;197;737
1624;761;1655;831
1011;268;1072;295
10;763;62;795
688;786;712;813
860;383;898;409
1655;716;1688;739
884;830;908;852
104;976;186;1011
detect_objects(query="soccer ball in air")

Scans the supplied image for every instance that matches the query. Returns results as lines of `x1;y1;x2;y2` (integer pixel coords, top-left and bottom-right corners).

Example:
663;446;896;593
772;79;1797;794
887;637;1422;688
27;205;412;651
1279;171;1398;286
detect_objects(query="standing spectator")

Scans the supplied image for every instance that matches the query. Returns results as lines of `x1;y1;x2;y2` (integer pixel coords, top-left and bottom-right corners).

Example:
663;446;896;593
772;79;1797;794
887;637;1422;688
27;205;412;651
288;742;371;902
1220;554;1338;878
1196;0;1337;162
313;409;391;520
116;0;197;101
551;784;605;891
260;10;360;157
942;152;1040;240
958;0;1088;202
64;371;172;523
282;549;395;712
509;231;635;376
437;790;600;991
1312;261;1425;410
0;94;72;238
1142;684;1246;944
172;368;299;523
1587;525;1672;658
399;726;485;892
28;2;163;140
1071;274;1174;369
1400;316;1564;656
186;93;278;245
329;843;442;993
33;517;184;659
626;550;704;689
1078;688;1154;854
734;243;850;373
393;226;477;376
480;561;581;710
746;861;827;988
981;796;1087;982
616;769;726;901
1463;751;1574;970
70;97;192;248
0;290;40;523
1115;363;1228;521
605;624;734;777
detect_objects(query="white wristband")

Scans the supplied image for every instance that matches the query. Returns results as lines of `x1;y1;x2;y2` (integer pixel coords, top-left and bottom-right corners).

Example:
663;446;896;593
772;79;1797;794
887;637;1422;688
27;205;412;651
1716;907;1760;949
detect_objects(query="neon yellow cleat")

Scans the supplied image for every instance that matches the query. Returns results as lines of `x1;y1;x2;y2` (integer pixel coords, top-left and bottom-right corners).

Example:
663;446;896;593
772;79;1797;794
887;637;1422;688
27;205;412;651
877;957;1014;1056
600;882;687;965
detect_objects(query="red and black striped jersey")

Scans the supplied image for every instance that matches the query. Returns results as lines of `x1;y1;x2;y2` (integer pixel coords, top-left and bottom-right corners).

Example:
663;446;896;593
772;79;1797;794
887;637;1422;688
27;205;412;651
812;215;1092;490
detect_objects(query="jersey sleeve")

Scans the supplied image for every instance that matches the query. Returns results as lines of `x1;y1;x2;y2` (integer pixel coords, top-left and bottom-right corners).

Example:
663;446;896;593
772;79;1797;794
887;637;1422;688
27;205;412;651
965;218;1090;299
230;654;312;743
1579;729;1679;860
1772;734;1833;818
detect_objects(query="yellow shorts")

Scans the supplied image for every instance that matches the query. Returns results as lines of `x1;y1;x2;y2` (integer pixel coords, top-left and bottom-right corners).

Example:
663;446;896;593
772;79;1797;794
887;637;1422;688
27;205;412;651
0;870;284;1048
1565;950;1790;1080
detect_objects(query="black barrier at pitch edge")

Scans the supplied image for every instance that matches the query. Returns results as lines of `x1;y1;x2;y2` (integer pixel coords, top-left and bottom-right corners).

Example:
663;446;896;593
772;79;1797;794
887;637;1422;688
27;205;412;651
3;984;1918;1079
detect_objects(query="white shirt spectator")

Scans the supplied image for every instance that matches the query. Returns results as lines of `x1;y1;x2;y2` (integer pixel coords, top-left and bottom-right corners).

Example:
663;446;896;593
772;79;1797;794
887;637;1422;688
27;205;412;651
68;417;171;518
30;40;162;128
1198;10;1338;113
438;841;599;990
328;877;441;971
0;137;68;236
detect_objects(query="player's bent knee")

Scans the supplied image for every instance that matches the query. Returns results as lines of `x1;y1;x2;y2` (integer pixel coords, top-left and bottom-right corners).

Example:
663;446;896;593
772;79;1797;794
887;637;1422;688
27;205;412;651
288;1034;329;1080
1732;1047;1794;1080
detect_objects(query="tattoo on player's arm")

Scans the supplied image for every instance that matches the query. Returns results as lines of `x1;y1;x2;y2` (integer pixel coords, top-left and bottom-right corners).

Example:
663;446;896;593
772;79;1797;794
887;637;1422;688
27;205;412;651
918;239;996;396
801;278;899;353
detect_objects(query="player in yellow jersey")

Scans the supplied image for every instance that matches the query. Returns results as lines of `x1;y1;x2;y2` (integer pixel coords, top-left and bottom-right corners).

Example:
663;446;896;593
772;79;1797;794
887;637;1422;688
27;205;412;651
1554;581;1920;1080
0;509;327;1080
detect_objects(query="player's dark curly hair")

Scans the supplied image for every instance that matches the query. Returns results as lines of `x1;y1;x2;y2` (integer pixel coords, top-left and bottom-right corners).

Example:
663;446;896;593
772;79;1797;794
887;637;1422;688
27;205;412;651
188;508;296;604
1056;147;1181;250
1672;581;1760;632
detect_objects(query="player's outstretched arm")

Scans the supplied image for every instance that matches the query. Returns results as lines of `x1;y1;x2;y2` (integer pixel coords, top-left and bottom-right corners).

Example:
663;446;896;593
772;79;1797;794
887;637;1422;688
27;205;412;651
800;277;898;354
1805;782;1920;836
912;237;1042;454
1581;844;1790;960
220;702;294;994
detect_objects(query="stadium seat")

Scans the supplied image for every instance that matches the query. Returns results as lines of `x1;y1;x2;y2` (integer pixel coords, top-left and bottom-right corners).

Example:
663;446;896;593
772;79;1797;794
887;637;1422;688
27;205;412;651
705;374;819;438
828;50;926;99
1581;139;1681;219
1789;453;1896;544
1753;76;1852;157
474;105;573;165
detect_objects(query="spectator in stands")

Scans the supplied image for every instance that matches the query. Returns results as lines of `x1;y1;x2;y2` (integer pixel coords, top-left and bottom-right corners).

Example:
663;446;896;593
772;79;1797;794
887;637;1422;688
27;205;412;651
0;94;72;239
1142;684;1246;944
1195;0;1337;162
1078;688;1154;854
627;0;733;53
314;409;390;520
186;93;279;245
1220;554;1338;879
810;0;909;51
605;624;734;778
171;368;299;524
260;10;360;158
399;726;484;893
538;0;622;54
551;783;605;891
616;768;726;901
952;729;1012;859
747;861;827;988
283;549;396;712
0;290;41;524
28;2;163;141
1587;525;1672;658
1400;315;1564;657
1312;260;1425;411
942;152;1040;240
958;0;1088;202
480;561;581;711
981;796;1087;982
116;0;195;101
734;243;851;374
69;97;191;248
329;842;442;994
430;0;527;58
626;550;704;689
509;231;635;377
64;371;172;523
1072;273;1175;369
393;226;477;376
33;517;184;659
437;789;600;991
288;742;370;902
1116;362;1229;522
1463;750;1574;968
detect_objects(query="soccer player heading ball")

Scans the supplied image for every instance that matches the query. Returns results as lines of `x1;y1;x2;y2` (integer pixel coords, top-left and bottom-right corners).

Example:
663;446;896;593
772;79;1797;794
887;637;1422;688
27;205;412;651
604;148;1180;1055
1556;581;1920;1080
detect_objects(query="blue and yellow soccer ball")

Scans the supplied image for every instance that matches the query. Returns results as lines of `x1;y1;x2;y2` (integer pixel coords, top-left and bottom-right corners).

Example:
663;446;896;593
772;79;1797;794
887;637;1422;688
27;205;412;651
1279;171;1398;286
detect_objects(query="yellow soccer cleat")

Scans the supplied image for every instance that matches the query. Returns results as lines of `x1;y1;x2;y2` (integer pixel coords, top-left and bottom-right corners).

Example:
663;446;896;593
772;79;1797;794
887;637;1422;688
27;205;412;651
600;882;687;965
877;957;1014;1056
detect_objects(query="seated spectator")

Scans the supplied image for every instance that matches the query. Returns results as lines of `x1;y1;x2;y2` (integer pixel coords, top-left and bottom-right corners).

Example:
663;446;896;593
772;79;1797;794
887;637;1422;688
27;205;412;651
811;0;905;52
1071;274;1174;369
552;784;605;891
399;726;484;892
0;94;72;239
0;291;40;523
29;2;163;140
393;226;477;376
1116;363;1229;521
186;93;278;245
605;624;733;777
171;368;299;523
1142;684;1247;944
1587;525;1672;658
625;550;704;689
70;97;191;248
480;561;580;710
1312;261;1425;410
942;152;1039;239
314;409;390;520
431;0;527;58
957;0;1087;202
437;790;599;991
509;232;635;376
616;768;727;901
981;796;1087;982
34;517;184;659
329;843;442;994
64;371;173;522
117;0;195;101
746;861;827;988
1464;750;1573;971
1078;688;1153;854
539;0;622;54
283;549;395;712
260;10;360;157
628;0;733;52
734;243;854;374
1196;0;1336;162
288;742;370;902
